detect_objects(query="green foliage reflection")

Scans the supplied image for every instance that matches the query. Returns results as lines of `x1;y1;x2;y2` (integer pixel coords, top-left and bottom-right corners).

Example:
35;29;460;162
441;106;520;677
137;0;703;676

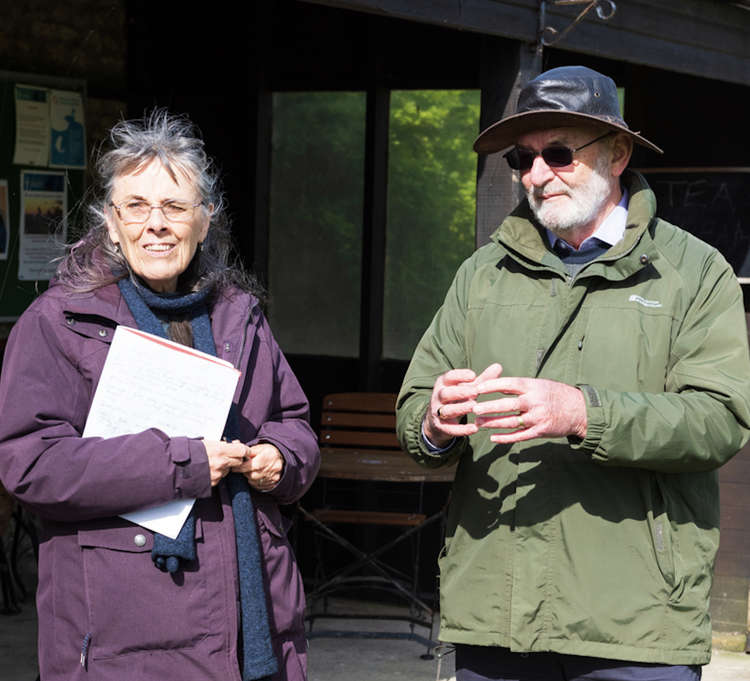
268;89;479;361
384;89;479;360
269;92;365;356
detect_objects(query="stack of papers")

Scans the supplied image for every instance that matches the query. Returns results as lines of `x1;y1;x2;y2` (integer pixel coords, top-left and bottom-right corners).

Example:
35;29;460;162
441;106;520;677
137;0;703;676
82;326;241;538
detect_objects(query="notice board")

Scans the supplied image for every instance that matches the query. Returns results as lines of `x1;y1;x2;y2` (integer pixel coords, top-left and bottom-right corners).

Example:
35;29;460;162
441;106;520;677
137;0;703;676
639;168;750;281
0;71;86;322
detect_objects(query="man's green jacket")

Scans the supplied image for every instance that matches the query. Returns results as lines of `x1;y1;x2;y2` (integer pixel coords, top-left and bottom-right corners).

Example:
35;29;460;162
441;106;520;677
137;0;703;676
396;170;750;665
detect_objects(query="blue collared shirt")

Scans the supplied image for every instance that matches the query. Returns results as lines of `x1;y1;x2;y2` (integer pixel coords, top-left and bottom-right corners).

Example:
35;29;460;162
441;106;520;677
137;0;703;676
546;187;629;254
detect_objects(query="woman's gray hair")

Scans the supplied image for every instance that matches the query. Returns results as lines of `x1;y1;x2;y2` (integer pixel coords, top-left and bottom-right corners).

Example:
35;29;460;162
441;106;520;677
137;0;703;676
57;109;259;296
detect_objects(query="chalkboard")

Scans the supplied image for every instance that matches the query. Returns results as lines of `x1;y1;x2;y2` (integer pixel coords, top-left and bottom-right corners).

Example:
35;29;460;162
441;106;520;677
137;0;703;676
0;72;86;322
639;168;750;280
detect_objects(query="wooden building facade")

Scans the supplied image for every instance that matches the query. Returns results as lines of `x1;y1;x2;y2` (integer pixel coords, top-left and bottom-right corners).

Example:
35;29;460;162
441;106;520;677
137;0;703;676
0;0;748;643
123;0;750;639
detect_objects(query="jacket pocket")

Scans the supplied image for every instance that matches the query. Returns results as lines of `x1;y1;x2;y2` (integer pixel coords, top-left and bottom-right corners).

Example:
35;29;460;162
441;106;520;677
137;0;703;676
77;522;209;659
253;501;305;637
255;501;285;538
578;306;671;392
650;514;676;589
645;475;684;602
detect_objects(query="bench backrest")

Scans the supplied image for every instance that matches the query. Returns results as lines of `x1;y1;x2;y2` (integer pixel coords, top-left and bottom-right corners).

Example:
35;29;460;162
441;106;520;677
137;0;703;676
319;392;400;451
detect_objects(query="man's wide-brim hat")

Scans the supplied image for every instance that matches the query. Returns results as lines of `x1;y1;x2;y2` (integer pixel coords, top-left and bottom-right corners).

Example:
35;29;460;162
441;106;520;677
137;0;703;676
473;65;662;155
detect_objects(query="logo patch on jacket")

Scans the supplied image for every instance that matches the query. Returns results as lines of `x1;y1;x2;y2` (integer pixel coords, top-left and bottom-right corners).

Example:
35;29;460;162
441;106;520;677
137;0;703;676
629;294;662;308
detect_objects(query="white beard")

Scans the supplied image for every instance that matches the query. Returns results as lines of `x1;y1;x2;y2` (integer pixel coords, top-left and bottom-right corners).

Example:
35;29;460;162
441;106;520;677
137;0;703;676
527;155;613;235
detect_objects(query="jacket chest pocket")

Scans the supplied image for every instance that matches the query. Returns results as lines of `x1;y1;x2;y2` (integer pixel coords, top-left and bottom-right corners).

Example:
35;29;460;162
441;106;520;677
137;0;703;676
76;522;209;659
61;314;117;401
576;307;672;392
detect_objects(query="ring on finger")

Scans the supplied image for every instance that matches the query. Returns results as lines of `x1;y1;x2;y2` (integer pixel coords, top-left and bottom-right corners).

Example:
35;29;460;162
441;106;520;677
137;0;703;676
517;414;525;429
437;406;444;419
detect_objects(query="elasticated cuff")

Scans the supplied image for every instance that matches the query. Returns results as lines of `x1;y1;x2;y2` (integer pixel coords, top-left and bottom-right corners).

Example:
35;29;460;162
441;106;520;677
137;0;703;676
405;407;465;466
569;384;608;459
421;420;456;453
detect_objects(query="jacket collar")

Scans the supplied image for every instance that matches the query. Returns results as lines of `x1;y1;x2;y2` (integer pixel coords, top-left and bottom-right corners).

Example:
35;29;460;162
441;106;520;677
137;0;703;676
491;170;660;281
57;282;258;339
56;281;137;326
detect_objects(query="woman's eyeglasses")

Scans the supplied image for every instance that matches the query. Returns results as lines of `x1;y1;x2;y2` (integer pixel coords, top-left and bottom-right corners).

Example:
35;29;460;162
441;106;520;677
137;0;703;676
503;131;614;171
110;200;205;224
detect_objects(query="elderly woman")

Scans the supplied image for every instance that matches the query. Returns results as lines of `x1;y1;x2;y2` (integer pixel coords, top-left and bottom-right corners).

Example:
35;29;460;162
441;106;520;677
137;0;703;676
0;112;319;681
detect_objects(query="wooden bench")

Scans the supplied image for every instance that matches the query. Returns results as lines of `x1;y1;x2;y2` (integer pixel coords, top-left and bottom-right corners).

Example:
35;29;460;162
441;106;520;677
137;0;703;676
301;392;455;654
314;392;427;528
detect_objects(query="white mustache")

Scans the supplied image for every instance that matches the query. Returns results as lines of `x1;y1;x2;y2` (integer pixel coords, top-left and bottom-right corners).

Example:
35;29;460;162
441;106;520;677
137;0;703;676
531;184;570;200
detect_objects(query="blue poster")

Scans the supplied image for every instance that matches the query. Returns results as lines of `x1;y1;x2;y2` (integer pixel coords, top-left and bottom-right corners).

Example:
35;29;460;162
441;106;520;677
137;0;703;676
49;90;86;169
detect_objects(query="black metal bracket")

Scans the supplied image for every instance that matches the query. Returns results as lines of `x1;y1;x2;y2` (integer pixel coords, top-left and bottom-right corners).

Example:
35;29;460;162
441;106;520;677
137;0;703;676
539;0;617;48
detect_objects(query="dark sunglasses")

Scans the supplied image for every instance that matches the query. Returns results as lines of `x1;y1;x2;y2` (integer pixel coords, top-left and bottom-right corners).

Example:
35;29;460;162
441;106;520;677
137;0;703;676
504;131;614;171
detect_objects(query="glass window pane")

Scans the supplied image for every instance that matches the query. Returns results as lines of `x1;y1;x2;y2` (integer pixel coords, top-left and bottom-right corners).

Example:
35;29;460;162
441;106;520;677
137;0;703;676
383;89;480;360
269;92;365;357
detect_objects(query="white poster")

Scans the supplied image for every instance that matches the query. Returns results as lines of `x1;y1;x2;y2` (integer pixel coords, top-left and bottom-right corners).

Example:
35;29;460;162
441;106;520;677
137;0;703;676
0;180;8;261
49;90;86;169
13;85;50;167
18;170;67;281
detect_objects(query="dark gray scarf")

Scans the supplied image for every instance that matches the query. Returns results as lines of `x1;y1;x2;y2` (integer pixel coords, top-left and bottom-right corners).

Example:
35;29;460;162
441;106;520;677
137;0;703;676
117;277;278;680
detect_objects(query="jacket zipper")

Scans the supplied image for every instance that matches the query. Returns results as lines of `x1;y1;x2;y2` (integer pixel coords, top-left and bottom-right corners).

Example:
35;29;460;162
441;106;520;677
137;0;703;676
80;632;92;669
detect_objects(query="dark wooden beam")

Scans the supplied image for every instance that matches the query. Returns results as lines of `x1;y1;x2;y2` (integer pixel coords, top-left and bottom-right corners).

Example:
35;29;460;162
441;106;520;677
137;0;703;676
301;0;539;41
252;91;272;287
475;36;541;247
251;3;273;286
359;84;390;390
544;0;750;87
302;0;750;87
304;0;539;42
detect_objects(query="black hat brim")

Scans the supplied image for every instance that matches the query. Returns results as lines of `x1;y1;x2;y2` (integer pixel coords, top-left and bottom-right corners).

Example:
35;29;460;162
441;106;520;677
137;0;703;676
473;110;663;155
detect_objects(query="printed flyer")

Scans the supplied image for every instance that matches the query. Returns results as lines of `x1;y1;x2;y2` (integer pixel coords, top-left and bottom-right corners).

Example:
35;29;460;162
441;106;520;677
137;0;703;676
13;85;51;167
18;170;67;280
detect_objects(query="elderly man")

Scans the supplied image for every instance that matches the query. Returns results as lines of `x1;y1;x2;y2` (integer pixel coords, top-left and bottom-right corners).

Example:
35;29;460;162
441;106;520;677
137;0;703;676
396;66;750;681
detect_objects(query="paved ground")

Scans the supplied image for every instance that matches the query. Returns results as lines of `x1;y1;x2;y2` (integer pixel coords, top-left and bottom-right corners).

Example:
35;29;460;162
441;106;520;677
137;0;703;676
2;597;749;680
0;599;37;681
309;632;750;681
306;600;750;681
705;648;750;681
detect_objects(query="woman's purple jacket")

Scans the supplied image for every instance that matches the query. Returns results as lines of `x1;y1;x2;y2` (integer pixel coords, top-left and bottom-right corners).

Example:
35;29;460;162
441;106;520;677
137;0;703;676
0;282;320;681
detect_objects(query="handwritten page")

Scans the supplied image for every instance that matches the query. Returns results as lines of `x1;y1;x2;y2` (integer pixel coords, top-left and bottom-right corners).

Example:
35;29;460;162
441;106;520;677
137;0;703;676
83;326;241;538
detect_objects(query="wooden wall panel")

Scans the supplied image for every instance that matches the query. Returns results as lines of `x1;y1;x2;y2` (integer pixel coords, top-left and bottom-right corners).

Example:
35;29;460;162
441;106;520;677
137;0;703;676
711;314;750;634
305;0;750;86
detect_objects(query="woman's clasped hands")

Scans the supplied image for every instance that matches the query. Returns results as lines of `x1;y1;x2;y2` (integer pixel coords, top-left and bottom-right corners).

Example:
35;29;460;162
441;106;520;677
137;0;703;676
203;440;284;491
